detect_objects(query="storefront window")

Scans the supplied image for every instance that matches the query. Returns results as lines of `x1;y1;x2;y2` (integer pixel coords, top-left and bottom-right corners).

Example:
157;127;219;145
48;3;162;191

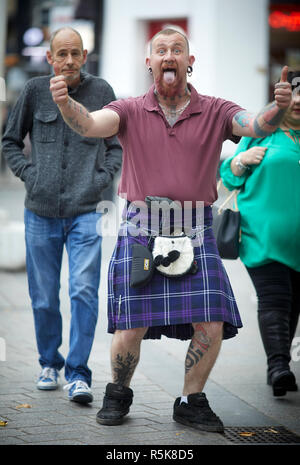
269;1;300;100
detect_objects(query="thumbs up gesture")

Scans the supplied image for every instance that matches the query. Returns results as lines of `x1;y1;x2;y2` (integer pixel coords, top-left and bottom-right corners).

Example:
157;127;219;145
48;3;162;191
274;66;292;109
49;62;68;106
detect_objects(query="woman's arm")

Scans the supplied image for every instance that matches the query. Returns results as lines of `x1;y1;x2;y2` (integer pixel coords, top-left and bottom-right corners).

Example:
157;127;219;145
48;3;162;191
230;146;267;176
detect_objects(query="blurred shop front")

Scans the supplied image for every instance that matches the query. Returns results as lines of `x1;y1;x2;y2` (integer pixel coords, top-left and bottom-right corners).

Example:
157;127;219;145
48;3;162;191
1;0;104;172
1;0;300;172
2;0;300;116
269;0;300;100
4;0;103;99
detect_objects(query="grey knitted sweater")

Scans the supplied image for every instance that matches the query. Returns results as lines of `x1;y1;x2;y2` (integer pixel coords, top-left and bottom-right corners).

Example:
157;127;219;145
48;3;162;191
2;72;122;218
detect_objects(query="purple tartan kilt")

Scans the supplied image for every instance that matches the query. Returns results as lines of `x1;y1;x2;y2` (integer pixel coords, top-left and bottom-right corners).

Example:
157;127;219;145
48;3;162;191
107;204;242;340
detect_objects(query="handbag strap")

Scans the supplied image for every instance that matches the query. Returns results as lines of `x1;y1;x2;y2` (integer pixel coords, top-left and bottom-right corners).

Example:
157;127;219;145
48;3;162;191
216;180;238;212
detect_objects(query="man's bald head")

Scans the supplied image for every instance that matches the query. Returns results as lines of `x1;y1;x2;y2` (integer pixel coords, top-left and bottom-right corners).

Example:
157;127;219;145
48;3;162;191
50;27;84;52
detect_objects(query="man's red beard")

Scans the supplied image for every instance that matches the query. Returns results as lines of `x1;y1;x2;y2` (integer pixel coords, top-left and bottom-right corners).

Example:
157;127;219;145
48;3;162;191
154;75;184;98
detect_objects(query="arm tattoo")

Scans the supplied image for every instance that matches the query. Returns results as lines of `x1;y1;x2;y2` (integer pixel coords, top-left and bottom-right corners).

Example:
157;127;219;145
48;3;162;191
185;324;211;374
67;98;90;119
253;102;286;137
60;97;90;136
234;111;252;128
112;352;139;386
64;115;88;135
259;102;285;126
234;103;286;138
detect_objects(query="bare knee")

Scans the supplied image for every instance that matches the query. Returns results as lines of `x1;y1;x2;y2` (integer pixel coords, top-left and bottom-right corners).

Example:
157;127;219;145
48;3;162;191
114;327;148;347
192;321;223;340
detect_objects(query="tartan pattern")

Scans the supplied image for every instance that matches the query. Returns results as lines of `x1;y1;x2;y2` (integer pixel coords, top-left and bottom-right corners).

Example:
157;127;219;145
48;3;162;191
107;205;242;340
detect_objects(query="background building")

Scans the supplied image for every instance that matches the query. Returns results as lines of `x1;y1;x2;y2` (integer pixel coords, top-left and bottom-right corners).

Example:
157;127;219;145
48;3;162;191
1;0;300;169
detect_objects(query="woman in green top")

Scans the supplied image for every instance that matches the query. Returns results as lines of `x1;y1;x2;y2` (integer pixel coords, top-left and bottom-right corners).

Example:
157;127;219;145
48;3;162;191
220;70;300;397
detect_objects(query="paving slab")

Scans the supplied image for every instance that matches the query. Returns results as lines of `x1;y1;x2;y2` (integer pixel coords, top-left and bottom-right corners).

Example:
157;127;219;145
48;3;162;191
0;175;299;452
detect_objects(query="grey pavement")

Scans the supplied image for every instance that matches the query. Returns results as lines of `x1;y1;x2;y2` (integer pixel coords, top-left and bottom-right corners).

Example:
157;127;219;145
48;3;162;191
0;171;300;448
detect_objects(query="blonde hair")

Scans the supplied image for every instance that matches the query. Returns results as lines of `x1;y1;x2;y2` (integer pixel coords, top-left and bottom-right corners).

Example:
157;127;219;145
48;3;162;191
149;27;190;55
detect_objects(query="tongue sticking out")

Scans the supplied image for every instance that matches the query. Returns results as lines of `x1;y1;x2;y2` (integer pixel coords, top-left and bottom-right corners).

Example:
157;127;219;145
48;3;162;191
163;71;176;84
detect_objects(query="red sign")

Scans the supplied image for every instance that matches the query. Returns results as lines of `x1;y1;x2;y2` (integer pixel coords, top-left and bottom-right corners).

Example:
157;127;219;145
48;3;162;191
148;19;188;41
269;10;300;31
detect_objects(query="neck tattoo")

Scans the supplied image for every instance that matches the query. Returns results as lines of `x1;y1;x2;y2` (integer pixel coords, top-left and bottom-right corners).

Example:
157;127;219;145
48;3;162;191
159;99;190;126
154;89;191;126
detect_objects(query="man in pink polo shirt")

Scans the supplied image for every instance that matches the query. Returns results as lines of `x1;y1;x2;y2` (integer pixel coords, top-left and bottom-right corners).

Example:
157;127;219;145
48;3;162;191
50;28;291;433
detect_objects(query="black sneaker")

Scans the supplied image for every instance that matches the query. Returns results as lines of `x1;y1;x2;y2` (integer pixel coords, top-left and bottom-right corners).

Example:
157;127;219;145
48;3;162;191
96;383;133;425
173;392;224;433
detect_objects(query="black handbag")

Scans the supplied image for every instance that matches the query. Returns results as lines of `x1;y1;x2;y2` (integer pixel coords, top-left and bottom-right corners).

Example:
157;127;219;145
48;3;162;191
212;183;241;260
130;243;154;288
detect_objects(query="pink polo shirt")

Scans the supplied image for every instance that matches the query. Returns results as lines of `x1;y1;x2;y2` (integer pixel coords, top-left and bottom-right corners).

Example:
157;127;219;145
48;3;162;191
105;84;243;205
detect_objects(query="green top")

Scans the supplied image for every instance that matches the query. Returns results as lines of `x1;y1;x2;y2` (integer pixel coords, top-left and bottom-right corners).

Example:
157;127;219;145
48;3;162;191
220;128;300;271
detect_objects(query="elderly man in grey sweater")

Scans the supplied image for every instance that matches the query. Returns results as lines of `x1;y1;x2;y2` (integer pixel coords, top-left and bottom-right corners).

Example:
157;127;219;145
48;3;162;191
2;27;122;403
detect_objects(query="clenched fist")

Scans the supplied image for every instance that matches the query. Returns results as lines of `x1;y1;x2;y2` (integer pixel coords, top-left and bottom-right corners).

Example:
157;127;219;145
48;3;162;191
49;62;68;106
240;146;267;166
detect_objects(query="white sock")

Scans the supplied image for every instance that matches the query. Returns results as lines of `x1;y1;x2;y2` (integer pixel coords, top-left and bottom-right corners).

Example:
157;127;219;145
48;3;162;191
180;395;188;404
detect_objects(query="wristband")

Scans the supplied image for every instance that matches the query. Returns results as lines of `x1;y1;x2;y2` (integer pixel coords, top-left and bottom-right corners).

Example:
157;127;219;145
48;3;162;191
235;154;249;171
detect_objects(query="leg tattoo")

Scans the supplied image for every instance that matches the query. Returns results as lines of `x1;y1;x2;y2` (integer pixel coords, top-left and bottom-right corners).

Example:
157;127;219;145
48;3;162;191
185;324;211;374
112;352;139;386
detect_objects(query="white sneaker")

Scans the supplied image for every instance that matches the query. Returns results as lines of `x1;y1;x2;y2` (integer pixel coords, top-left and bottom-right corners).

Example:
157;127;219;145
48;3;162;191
37;367;59;390
64;380;93;404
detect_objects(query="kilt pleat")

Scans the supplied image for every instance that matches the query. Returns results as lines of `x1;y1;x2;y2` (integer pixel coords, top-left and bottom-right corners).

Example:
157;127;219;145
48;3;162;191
107;204;242;340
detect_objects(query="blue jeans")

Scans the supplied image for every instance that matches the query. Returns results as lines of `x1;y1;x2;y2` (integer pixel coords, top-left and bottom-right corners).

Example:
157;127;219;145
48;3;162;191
24;208;102;386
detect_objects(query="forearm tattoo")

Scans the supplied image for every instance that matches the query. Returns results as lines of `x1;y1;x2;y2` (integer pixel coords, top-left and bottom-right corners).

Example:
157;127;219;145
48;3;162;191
185;324;211;374
234;102;286;138
112;352;139;386
62;97;90;136
253;103;286;137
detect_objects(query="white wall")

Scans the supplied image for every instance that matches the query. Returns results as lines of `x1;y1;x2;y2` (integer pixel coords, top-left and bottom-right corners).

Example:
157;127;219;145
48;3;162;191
100;0;193;98
100;0;269;155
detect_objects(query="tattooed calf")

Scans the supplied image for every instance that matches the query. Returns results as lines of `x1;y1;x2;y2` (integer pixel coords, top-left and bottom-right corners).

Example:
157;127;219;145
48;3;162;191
185;324;211;374
112;352;138;386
